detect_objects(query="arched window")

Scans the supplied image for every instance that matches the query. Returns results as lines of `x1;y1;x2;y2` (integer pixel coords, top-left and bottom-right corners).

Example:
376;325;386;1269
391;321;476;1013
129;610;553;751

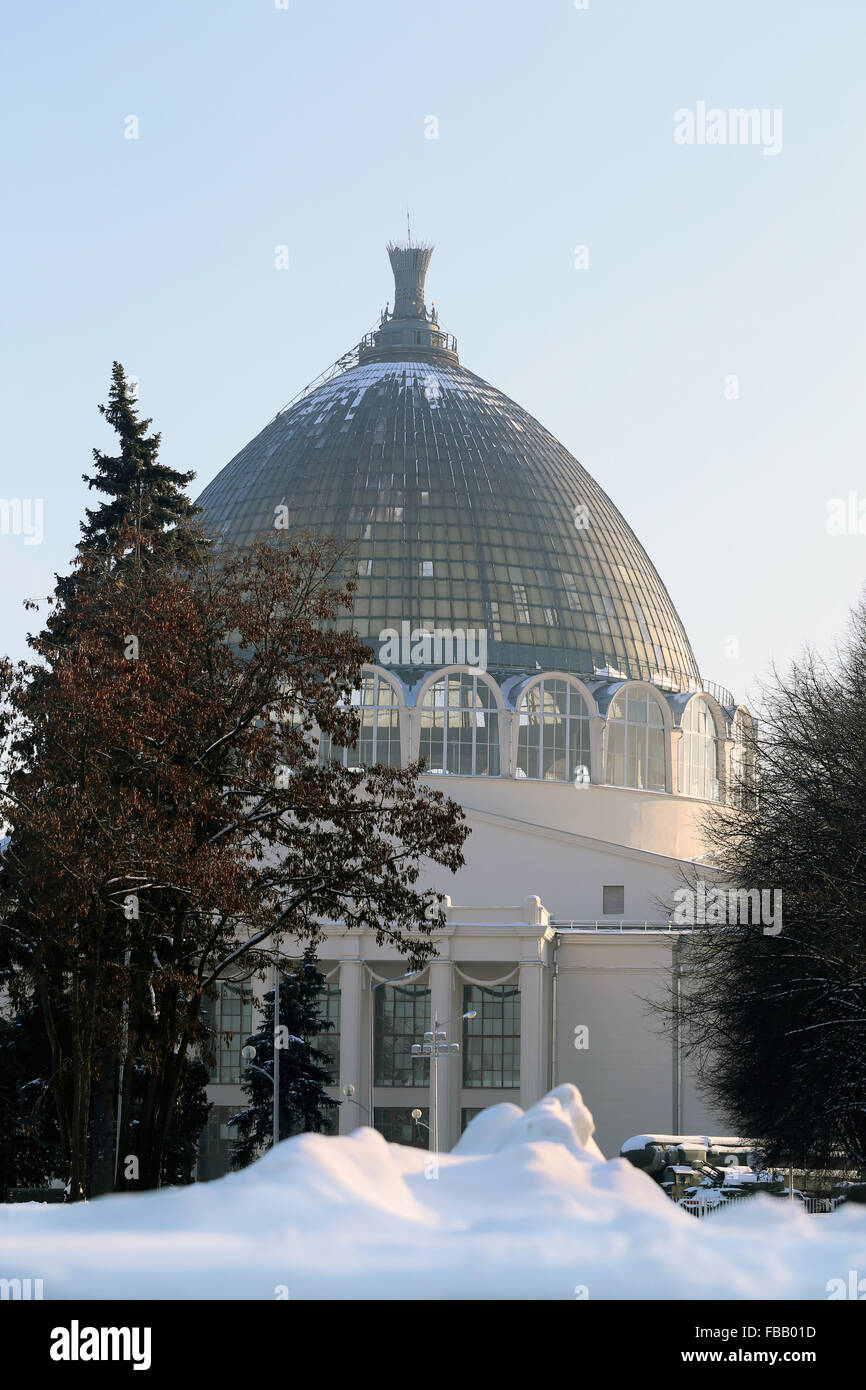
319;671;401;768
516;678;591;782
729;709;756;809
605;687;666;791
678;697;719;801
419;672;500;776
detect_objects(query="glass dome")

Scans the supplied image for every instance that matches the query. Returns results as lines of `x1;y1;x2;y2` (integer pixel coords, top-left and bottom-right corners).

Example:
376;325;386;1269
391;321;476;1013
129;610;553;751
196;243;701;688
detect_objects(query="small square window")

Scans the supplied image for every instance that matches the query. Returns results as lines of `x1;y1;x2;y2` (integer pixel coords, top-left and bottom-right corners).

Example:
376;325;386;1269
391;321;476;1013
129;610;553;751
563;575;582;611
602;885;625;915
511;583;531;624
420;559;434;578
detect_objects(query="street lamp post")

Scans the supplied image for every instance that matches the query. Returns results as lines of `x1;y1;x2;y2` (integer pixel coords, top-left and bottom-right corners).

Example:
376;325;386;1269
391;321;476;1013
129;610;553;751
273;941;280;1153
410;1107;430;1144
341;1083;370;1118
411;1009;476;1153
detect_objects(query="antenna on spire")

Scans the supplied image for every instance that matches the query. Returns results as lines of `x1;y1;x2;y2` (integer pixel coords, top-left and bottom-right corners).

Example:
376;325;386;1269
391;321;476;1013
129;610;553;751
407;208;412;247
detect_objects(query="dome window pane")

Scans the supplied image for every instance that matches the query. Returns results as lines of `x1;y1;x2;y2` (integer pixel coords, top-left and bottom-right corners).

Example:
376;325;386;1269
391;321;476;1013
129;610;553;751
419;673;500;777
678;696;719;801
606;688;667;792
729;710;756;809
516;678;591;782
319;672;402;770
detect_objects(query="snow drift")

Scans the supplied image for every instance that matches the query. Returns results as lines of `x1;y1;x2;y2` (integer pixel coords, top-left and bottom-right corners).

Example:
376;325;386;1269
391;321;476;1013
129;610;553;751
1;1085;864;1300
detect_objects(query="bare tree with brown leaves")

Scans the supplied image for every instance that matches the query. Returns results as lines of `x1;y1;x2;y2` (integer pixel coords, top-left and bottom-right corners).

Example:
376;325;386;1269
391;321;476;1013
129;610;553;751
656;596;866;1173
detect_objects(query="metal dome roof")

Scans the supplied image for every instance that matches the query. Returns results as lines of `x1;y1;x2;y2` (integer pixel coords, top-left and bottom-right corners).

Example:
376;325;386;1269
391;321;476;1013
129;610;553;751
196;244;701;688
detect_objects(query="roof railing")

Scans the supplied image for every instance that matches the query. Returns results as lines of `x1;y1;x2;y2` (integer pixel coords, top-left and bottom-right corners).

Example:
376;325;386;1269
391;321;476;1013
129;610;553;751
358;329;458;354
648;670;735;708
700;679;737;708
550;919;680;933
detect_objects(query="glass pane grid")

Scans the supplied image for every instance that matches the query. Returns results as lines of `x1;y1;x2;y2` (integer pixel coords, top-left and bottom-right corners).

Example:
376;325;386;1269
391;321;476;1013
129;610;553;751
375;983;431;1086
462;984;520;1089
196;355;702;688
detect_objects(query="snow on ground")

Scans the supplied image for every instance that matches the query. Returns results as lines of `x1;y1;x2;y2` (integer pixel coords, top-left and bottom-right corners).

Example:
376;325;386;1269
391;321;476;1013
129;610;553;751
1;1085;864;1300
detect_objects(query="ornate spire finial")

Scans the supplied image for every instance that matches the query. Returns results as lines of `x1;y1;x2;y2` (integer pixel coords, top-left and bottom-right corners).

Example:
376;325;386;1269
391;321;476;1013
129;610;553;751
358;238;458;363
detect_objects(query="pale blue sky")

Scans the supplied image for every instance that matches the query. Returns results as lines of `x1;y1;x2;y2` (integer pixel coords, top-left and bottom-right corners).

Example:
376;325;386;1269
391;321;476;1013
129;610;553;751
2;0;865;705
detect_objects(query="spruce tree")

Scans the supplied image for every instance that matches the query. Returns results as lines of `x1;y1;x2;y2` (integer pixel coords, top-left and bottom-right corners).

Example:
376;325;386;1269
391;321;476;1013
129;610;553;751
74;361;198;566
230;947;340;1167
1;363;207;1197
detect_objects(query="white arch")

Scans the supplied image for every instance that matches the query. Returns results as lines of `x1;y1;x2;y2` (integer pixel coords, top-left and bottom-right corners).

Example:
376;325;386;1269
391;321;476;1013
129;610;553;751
510;670;599;717
413;663;507;713
362;662;406;706
604;680;675;730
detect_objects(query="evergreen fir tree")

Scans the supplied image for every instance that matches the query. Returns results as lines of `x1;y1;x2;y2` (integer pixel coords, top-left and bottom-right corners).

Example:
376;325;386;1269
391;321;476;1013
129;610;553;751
1;363;208;1197
79;361;198;558
230;947;339;1167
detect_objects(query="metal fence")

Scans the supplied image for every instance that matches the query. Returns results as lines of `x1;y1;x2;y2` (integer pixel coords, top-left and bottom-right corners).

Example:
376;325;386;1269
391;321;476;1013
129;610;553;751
678;1191;845;1218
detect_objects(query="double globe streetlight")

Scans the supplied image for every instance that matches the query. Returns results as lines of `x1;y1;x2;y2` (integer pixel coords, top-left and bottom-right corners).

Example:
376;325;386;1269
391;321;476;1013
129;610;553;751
331;968;425;1138
411;1008;476;1153
344;984;476;1153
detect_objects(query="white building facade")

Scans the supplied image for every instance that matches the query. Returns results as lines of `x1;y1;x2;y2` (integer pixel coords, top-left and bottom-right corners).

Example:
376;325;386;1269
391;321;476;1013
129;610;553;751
195;241;752;1172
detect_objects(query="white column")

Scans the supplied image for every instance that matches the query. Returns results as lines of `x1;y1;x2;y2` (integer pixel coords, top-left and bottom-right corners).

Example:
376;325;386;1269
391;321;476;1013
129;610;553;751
406;703;420;763
720;736;734;803
519;956;546;1113
399;702;414;766
669;727;683;795
338;958;364;1135
589;714;606;783
498;707;512;777
429;958;455;1152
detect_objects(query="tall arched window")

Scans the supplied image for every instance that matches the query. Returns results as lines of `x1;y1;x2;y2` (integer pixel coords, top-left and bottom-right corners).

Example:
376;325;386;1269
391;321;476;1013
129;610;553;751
605;688;666;791
419;672;500;776
678;697;719;801
516;678;591;782
319;671;401;768
729;709;756;809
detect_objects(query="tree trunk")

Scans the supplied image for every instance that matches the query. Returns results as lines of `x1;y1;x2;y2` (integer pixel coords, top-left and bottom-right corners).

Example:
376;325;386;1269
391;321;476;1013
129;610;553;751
88;1047;118;1196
